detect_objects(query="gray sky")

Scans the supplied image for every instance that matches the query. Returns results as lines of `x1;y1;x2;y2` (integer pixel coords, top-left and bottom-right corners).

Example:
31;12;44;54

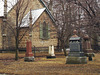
0;0;16;16
0;0;100;16
0;0;4;16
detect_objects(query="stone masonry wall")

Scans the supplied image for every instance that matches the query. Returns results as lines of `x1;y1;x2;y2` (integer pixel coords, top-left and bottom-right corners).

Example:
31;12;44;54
32;11;58;47
0;18;3;49
19;11;58;50
6;0;58;50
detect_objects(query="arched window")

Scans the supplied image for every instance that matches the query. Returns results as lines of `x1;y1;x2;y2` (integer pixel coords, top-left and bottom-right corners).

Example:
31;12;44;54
40;21;50;40
43;21;48;38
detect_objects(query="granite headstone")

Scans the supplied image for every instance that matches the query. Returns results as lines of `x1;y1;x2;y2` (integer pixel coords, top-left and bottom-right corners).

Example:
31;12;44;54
66;30;87;64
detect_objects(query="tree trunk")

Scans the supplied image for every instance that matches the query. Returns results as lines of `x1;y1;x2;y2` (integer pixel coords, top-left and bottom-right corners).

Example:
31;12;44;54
63;47;67;56
15;10;19;61
15;36;19;61
57;38;60;51
15;47;19;60
62;41;67;56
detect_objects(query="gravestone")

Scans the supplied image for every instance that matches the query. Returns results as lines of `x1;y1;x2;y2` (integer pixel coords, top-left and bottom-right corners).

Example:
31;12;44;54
47;45;56;58
24;40;34;62
83;34;94;61
66;30;87;64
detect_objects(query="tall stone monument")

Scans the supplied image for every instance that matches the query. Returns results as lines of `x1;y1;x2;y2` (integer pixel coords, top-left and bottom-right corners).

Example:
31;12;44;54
83;34;94;61
47;45;56;58
24;40;34;62
66;30;87;64
24;9;34;62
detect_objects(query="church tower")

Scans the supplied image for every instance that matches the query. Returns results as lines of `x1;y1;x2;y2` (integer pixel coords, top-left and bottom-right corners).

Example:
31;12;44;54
2;0;7;50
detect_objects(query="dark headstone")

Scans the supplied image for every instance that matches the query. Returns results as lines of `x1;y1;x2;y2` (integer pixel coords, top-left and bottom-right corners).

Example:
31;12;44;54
66;30;87;64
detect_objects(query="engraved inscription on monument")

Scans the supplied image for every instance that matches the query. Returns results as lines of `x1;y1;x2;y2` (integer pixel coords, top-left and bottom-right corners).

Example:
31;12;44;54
70;42;80;52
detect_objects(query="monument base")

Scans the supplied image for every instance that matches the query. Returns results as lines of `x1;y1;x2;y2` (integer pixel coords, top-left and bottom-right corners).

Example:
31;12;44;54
85;53;95;57
68;52;85;57
85;53;95;61
84;49;95;57
46;55;56;59
66;56;87;64
84;49;95;61
24;56;34;62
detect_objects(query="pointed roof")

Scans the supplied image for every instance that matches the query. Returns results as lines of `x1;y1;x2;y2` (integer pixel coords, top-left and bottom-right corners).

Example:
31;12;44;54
0;0;55;25
39;0;55;23
20;8;46;27
20;0;55;27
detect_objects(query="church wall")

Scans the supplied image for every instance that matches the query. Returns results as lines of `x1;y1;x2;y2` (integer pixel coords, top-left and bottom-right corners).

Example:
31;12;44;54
5;0;58;51
18;11;58;51
18;28;29;48
32;11;58;48
0;18;3;49
6;0;44;50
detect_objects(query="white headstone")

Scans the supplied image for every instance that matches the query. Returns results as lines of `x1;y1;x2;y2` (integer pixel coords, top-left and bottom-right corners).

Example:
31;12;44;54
47;45;56;58
51;45;55;56
49;45;52;54
48;45;55;56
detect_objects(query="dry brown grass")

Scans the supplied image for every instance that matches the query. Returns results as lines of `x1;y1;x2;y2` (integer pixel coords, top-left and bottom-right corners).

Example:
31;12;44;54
0;52;100;75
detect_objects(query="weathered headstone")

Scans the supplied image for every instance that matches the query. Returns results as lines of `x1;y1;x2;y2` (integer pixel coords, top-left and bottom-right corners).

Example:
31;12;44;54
47;45;56;58
83;34;94;61
24;40;34;62
66;30;87;64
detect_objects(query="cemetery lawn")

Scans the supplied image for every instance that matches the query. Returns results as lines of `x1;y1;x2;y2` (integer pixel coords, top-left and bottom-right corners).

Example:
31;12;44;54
0;52;100;75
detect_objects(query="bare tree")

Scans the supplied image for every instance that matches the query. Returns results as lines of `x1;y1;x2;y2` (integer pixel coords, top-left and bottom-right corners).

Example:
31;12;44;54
43;0;100;52
44;0;74;55
72;0;100;49
3;0;30;60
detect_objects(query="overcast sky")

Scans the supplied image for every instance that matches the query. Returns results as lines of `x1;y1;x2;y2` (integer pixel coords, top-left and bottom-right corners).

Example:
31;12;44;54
0;0;16;16
0;0;4;16
0;0;100;16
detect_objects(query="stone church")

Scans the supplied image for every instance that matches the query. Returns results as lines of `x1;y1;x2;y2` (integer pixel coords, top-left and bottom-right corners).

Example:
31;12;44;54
0;0;58;51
